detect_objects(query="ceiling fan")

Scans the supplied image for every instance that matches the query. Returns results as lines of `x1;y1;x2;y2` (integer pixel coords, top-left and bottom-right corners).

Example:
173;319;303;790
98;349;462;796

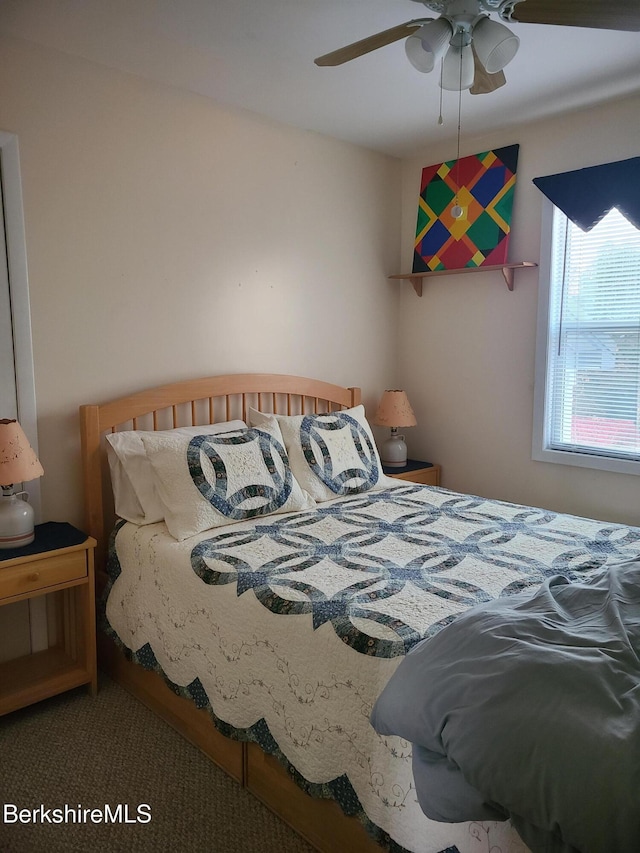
315;0;640;95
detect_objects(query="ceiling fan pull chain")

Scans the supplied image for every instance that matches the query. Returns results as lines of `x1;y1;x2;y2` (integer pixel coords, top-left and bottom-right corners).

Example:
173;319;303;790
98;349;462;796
438;59;444;124
451;50;465;220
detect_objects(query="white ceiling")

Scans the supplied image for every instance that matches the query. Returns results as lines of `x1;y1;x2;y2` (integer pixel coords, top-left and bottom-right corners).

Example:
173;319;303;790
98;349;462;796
2;0;640;158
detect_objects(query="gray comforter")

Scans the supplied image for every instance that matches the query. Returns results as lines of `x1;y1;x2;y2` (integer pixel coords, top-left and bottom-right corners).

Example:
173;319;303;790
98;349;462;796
371;559;640;853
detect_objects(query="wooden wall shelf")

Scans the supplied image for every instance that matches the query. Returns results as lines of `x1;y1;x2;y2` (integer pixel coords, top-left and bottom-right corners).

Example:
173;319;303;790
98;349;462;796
389;261;538;296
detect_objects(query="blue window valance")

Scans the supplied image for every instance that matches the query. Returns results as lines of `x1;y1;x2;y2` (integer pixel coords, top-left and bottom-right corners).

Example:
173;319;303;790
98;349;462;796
533;156;640;232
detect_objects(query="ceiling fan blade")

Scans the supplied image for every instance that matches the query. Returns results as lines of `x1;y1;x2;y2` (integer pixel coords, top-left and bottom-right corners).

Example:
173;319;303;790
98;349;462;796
509;0;640;31
470;47;506;95
314;20;424;66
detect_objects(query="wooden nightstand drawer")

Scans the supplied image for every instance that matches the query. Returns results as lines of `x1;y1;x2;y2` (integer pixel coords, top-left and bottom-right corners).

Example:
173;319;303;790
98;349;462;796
393;467;440;485
383;460;441;486
0;550;87;602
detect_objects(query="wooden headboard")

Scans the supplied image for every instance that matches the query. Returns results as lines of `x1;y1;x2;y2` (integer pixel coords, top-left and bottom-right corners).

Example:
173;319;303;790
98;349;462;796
79;373;361;578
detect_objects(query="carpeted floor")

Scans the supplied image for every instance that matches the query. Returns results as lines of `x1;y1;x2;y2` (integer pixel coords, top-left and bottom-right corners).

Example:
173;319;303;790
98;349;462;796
0;674;316;853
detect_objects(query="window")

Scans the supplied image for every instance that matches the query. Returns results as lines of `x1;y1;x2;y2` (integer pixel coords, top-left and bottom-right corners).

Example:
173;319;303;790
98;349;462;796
0;133;39;495
533;199;640;474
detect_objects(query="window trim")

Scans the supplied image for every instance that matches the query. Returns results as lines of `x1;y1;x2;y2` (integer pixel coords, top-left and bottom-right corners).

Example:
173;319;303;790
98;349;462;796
532;196;640;476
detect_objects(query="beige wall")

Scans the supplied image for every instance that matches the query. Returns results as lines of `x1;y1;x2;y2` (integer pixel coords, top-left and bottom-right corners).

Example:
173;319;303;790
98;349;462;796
2;33;638;533
398;93;640;526
0;36;401;527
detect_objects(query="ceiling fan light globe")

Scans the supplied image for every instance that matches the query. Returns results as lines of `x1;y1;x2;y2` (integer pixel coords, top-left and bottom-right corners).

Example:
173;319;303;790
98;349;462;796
405;18;452;73
472;16;520;73
405;33;435;72
441;43;474;90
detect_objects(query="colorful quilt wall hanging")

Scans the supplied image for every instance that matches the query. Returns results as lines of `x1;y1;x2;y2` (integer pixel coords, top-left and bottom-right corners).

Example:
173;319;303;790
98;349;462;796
412;144;519;273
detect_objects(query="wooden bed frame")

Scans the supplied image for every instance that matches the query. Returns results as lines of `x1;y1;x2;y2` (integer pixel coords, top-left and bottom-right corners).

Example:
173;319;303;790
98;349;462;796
80;373;384;853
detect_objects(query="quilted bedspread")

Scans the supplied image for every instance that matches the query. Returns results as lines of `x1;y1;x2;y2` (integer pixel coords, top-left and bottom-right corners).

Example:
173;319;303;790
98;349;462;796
105;483;640;853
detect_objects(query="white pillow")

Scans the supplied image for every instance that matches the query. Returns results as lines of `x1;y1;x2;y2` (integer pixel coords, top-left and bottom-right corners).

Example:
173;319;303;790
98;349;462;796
248;405;385;502
141;420;315;541
106;420;247;524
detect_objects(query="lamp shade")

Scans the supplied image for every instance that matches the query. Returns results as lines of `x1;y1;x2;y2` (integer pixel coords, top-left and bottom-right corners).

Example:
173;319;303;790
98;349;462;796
373;391;417;429
441;43;475;90
472;16;519;74
0;419;44;486
405;18;452;73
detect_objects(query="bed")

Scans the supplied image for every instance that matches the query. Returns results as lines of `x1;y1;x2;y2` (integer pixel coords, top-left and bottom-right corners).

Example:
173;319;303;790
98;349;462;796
80;373;640;853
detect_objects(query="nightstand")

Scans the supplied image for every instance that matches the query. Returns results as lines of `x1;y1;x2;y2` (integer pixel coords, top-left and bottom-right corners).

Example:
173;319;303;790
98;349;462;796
0;522;97;715
383;459;441;486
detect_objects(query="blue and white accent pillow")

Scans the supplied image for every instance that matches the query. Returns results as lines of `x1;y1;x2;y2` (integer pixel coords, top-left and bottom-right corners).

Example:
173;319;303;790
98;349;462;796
106;420;247;525
141;421;315;541
249;405;386;502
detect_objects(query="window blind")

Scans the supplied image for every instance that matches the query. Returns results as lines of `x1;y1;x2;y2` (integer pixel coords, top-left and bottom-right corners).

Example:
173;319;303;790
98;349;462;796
546;207;640;461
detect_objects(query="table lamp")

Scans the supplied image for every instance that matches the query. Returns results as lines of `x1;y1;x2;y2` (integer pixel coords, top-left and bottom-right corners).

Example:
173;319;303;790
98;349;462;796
0;419;44;549
373;390;417;468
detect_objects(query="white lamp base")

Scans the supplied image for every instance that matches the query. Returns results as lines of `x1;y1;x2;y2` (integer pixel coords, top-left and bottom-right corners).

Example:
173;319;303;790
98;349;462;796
380;431;408;468
0;490;35;549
